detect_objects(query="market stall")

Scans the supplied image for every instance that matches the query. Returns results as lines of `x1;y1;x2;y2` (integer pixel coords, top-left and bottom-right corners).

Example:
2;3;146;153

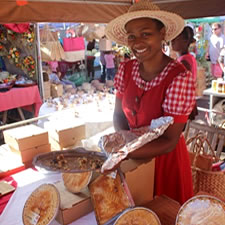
0;1;225;225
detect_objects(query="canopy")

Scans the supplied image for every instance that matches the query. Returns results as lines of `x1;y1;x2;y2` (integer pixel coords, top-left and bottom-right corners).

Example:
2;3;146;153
1;0;225;23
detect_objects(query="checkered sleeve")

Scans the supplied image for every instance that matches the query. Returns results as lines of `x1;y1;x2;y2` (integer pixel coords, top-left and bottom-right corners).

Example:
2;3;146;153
162;70;196;116
114;62;126;95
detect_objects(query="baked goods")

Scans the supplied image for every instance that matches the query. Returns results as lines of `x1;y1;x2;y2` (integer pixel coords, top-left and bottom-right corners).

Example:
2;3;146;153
62;171;92;193
33;148;106;173
114;207;161;225
23;184;59;225
176;195;225;225
89;174;131;225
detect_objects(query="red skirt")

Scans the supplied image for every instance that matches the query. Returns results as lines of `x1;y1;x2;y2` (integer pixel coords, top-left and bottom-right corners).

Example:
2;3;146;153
154;135;194;204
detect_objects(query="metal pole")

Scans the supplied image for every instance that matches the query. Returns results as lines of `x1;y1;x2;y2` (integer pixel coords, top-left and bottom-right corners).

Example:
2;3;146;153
36;23;44;99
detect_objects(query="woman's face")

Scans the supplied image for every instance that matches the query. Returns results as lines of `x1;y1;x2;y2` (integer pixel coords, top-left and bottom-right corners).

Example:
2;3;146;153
171;33;184;52
125;18;165;62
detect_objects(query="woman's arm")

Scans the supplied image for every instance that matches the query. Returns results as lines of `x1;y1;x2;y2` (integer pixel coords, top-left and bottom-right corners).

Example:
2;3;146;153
113;96;130;131
128;121;185;159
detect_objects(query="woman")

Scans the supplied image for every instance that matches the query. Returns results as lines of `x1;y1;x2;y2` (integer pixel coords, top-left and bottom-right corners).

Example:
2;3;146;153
172;26;197;82
105;0;196;204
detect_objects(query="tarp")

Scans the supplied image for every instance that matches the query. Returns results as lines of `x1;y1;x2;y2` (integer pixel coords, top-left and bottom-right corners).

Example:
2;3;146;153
1;0;225;23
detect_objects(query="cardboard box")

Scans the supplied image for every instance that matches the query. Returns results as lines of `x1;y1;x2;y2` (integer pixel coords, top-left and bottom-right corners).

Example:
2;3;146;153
55;181;93;225
51;83;63;98
121;158;155;206
10;143;51;163
3;124;49;151
43;81;51;100
44;121;85;149
49;137;82;151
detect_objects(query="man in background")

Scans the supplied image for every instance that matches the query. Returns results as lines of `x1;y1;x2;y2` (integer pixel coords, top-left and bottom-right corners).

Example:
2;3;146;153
206;23;225;78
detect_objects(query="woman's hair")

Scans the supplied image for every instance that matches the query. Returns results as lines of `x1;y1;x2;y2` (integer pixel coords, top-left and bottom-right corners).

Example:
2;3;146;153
180;26;195;45
152;18;165;31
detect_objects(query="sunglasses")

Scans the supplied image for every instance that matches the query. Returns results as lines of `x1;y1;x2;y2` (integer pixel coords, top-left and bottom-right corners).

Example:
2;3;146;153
212;27;219;31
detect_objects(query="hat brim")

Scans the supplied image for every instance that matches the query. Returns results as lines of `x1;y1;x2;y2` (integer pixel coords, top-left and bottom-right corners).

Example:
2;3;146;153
106;10;185;45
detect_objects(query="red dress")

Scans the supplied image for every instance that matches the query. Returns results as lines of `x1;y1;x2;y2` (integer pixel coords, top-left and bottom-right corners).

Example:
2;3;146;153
114;59;195;204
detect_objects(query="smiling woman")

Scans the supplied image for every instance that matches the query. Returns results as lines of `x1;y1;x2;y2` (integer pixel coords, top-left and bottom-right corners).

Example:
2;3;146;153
105;0;196;205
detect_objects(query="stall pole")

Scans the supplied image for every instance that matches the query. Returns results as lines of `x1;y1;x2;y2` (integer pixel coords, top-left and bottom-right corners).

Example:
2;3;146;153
35;23;44;99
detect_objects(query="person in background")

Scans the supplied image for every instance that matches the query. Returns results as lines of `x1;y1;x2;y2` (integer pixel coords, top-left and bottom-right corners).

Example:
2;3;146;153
100;51;106;82
86;39;96;79
104;51;115;80
219;46;225;78
172;26;197;83
105;0;195;204
206;23;225;78
172;26;198;121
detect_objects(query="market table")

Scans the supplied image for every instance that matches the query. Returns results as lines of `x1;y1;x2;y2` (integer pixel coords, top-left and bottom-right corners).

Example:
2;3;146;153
0;85;42;123
0;168;180;225
203;88;225;123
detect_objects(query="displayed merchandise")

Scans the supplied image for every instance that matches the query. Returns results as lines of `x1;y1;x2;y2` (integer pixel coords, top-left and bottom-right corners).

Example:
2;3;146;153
176;195;225;225
22;184;60;225
62;171;92;193
114;207;161;225
89;172;134;225
100;116;174;172
63;37;85;52
33;147;106;173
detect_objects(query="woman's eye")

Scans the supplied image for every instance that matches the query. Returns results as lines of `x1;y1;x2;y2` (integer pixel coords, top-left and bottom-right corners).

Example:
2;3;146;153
142;32;151;37
127;34;135;41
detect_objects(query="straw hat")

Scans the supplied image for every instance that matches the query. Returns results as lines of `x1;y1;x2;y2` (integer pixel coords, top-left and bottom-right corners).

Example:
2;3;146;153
105;0;184;45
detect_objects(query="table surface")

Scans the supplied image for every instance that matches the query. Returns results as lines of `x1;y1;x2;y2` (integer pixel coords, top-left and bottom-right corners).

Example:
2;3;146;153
203;88;225;97
0;85;42;117
0;168;98;225
0;168;180;225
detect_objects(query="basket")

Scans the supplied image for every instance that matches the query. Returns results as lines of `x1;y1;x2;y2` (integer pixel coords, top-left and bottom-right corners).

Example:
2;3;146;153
186;133;225;200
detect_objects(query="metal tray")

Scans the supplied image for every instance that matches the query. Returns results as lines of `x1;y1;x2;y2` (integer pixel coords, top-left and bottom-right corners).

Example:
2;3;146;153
33;147;107;173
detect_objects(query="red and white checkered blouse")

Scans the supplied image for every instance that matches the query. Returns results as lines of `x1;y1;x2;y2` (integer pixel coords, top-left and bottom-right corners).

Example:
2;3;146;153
114;59;196;116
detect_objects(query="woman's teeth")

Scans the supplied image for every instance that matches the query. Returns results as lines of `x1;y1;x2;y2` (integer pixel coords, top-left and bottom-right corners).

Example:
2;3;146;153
135;48;147;53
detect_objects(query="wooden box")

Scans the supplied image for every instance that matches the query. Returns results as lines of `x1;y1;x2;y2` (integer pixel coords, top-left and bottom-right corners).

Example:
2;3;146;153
55;181;93;225
143;195;181;225
3;124;49;151
44;120;86;149
51;83;63;98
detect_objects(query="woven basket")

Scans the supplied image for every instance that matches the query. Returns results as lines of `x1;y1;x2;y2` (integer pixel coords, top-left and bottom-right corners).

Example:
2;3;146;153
186;133;225;200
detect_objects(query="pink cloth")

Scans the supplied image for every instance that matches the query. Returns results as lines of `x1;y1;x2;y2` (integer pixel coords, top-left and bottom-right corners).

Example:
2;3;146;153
177;53;197;82
0;86;42;117
104;54;115;69
211;63;223;78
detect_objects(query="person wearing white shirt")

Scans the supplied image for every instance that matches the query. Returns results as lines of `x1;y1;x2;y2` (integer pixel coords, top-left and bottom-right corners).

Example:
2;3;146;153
206;23;225;78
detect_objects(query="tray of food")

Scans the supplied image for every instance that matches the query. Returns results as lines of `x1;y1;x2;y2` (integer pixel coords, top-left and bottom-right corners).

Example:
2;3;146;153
114;207;161;225
175;195;225;225
33;147;106;173
88;169;135;225
22;183;60;225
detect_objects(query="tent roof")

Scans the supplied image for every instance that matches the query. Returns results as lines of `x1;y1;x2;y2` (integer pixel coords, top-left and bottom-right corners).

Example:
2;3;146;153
1;0;225;23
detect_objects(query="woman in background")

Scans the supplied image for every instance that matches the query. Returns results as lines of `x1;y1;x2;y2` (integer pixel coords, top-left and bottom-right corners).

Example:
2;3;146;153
172;26;198;120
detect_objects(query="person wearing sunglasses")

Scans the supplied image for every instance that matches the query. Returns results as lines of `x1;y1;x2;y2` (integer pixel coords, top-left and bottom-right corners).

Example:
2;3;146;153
206;23;225;78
